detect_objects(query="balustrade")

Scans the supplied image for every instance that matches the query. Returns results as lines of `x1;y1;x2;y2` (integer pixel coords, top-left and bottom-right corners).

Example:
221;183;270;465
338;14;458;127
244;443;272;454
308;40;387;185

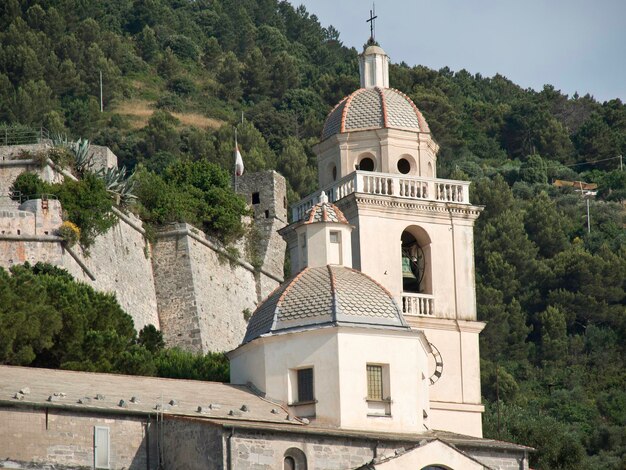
401;293;435;317
292;171;471;221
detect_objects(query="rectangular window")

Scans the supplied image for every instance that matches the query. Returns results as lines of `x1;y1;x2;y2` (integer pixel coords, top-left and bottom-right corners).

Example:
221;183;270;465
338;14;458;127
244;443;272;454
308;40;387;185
252;192;260;204
329;231;340;243
94;426;110;469
367;365;384;400
297;368;314;403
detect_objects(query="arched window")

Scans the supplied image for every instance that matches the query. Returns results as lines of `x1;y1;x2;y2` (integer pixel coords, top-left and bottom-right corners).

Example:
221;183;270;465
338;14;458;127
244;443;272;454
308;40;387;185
359;157;375;171
427;161;434;177
421;466;450;470
401;226;432;294
284;448;307;470
356;152;376;172
284;456;295;470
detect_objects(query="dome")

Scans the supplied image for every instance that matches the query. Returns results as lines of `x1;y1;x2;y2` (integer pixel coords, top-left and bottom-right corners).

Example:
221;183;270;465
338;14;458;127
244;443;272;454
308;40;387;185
302;194;349;225
243;265;408;344
321;87;430;141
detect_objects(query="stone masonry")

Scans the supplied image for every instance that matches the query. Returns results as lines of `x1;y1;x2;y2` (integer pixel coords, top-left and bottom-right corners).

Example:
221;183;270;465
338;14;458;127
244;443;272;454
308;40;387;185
0;144;287;352
152;223;283;353
0;406;157;470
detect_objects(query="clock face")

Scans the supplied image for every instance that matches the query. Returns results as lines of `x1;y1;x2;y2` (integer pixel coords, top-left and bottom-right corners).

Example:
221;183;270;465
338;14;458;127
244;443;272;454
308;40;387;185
428;342;444;385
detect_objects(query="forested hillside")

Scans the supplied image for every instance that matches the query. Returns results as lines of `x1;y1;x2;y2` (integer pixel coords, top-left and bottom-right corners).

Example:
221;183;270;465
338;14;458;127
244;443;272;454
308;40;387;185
0;1;624;468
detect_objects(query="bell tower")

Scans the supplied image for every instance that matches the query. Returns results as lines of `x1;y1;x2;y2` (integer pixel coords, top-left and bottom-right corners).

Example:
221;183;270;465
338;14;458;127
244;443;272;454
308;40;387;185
286;38;486;437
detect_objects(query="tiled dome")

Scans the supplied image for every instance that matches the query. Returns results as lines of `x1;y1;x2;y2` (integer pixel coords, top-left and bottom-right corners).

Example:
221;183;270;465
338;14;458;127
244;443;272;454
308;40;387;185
243;266;408;343
303;200;349;225
321;87;430;141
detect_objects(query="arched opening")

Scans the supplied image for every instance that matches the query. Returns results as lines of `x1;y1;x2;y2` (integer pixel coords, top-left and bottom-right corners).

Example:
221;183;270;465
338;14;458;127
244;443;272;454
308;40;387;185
421;466;450;470
284;456;295;470
284;448;307;470
427;161;434;177
401;226;432;294
332;165;337;181
357;153;376;172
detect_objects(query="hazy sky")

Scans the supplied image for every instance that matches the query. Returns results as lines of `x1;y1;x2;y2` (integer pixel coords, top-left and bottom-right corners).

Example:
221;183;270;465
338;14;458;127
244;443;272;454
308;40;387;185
291;0;626;103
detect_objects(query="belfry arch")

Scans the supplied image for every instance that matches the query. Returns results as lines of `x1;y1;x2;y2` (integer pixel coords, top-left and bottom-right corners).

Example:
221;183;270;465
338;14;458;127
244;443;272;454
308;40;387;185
400;225;432;295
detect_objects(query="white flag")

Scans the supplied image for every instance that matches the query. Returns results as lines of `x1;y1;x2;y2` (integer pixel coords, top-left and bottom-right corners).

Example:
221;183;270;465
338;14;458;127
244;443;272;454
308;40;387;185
234;145;244;176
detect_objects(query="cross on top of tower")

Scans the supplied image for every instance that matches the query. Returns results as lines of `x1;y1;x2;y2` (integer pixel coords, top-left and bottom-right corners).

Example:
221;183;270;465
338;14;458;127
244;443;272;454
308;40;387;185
366;5;378;44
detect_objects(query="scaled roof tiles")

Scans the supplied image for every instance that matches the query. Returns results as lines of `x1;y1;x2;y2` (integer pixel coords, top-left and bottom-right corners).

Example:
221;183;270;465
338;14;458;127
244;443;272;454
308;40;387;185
243;265;408;343
321;87;430;140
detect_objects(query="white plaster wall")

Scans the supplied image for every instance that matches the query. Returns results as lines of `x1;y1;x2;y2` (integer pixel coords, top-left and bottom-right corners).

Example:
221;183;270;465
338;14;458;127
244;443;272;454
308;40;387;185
230;327;430;434
315;129;438;187
295;222;353;272
231;330;341;426
428;406;484;438
230;342;268;392
336;329;429;433
351;204;478;321
374;440;485;470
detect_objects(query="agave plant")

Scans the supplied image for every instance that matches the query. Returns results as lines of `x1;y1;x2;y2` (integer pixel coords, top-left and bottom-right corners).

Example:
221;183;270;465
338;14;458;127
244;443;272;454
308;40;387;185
51;132;70;147
71;138;94;175
96;166;137;207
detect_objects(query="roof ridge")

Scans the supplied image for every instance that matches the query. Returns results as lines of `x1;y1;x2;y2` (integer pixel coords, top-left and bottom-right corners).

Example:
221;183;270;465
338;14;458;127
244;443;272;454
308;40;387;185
377;86;389;129
327;265;338;323
340;88;363;134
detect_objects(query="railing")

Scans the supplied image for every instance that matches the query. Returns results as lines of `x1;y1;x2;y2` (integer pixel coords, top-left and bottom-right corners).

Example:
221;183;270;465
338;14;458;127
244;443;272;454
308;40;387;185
401;292;435;317
292;171;470;220
0;126;49;146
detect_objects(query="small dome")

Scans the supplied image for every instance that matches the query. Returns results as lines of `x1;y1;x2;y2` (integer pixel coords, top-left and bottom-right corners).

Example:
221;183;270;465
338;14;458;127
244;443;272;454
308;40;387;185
321;87;430;141
243;266;408;344
363;44;386;56
303;200;348;225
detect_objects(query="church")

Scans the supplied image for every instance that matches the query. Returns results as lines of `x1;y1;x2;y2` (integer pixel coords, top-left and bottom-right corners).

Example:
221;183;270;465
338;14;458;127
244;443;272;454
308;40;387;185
0;38;531;470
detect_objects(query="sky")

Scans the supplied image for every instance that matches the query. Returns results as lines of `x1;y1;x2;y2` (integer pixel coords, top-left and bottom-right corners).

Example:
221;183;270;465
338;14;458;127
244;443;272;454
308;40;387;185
291;0;626;103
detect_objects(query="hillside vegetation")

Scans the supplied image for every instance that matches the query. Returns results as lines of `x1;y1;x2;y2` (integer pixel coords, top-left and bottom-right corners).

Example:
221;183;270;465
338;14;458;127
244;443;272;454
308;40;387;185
0;1;624;468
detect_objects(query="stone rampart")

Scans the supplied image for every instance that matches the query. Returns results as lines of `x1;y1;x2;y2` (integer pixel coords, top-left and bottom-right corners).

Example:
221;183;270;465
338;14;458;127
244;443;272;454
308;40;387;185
0;144;289;351
60;211;160;331
153;223;282;353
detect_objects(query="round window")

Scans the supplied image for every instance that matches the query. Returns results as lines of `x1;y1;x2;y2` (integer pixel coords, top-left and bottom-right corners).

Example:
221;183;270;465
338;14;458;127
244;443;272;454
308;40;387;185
397;158;411;174
359;157;375;172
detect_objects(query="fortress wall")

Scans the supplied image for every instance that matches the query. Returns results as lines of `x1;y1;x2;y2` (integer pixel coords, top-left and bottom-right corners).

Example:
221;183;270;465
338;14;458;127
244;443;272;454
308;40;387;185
153;224;282;353
60;211;160;331
0;238;64;269
151;231;202;351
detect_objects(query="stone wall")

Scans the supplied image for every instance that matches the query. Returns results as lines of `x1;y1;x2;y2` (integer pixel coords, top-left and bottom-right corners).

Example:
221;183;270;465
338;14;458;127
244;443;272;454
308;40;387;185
153;224;281;353
0;406;157;470
61;211;160;331
0;144;288;351
162;417;224;470
236;170;287;280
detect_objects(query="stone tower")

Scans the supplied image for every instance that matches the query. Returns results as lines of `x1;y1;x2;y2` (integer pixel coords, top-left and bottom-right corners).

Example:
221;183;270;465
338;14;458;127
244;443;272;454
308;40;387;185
285;41;485;437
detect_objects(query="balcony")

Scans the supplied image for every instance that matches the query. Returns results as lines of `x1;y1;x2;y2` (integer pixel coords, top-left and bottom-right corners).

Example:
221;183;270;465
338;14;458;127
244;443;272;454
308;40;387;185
401;293;435;317
292;171;471;221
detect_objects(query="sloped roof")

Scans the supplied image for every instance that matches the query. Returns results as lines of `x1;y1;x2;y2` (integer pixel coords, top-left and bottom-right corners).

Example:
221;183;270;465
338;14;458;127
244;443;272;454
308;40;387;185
303;200;349;225
321;87;430;141
0;365;300;426
243;265;408;344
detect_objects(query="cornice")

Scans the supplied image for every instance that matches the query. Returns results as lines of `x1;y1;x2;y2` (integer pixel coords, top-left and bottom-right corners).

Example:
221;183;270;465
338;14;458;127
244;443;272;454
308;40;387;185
351;194;483;221
407;317;485;333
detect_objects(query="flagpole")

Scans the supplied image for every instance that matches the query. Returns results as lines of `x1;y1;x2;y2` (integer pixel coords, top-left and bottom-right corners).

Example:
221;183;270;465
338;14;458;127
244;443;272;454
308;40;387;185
234;127;238;192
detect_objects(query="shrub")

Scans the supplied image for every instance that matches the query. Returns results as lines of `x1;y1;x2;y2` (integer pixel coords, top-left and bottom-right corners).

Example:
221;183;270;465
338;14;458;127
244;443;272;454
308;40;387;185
58;221;80;247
